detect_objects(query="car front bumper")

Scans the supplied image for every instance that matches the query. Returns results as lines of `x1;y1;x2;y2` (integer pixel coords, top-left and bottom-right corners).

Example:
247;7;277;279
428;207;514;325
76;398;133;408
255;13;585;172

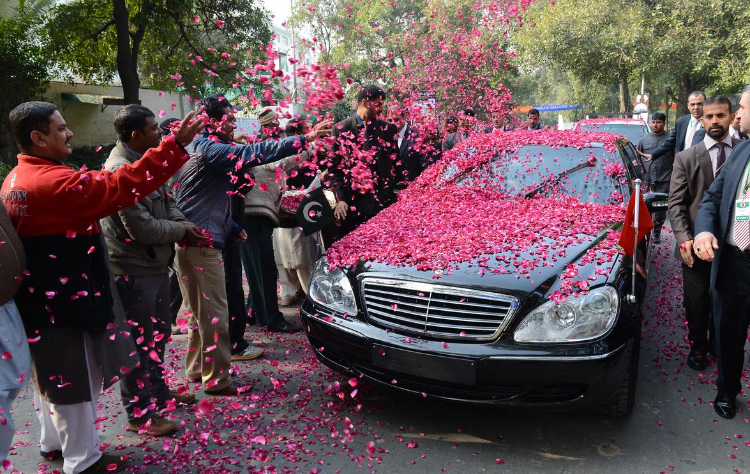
301;300;635;408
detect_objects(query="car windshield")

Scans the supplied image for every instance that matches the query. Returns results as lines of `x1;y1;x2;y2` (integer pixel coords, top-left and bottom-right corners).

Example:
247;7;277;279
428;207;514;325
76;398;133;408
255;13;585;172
576;123;648;144
451;145;629;205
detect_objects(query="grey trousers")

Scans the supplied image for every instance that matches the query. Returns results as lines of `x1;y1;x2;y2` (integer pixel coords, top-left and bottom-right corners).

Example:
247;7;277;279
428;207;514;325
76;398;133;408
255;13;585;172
116;273;171;422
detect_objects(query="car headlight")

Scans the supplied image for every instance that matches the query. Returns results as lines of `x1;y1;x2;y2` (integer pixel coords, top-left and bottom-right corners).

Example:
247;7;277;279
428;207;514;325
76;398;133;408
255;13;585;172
308;258;358;316
513;286;619;343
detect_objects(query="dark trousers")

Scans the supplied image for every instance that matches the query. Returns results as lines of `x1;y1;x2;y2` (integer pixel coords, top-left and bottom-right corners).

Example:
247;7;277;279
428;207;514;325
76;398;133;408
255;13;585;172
242;216;286;327
116;273;170;422
169;266;182;324
651;181;669;237
714;246;750;397
223;240;249;354
682;258;714;350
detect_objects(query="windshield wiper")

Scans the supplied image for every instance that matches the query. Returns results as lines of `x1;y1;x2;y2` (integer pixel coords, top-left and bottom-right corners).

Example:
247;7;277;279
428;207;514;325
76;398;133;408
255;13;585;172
521;161;595;198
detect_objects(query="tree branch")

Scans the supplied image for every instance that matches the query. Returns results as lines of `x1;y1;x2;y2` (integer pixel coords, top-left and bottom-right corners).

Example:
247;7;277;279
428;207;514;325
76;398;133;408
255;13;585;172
88;20;115;42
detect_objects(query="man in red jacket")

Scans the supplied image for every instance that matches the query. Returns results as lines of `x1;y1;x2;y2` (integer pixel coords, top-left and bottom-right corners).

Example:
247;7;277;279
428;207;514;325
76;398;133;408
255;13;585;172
1;102;204;474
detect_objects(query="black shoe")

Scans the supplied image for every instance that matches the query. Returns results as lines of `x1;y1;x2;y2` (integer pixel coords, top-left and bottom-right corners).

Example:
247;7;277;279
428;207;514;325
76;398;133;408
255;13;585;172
687;349;708;370
714;394;737;419
40;449;62;461
267;322;303;333
246;316;258;327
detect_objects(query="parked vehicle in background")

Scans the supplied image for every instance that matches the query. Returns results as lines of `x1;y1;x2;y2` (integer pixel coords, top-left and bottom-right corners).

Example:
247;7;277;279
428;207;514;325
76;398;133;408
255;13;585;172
573;118;650;144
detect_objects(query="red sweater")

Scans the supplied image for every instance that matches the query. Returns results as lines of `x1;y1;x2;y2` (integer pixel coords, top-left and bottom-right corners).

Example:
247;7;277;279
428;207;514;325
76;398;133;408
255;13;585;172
2;136;188;237
0;136;189;333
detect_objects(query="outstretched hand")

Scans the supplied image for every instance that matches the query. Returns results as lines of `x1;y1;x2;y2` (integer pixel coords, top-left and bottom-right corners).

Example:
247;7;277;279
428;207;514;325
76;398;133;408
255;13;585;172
173;111;207;146
305;119;334;141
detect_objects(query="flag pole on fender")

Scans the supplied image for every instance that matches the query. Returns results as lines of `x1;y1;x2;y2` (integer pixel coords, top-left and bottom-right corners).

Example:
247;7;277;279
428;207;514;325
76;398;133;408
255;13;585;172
619;179;655;303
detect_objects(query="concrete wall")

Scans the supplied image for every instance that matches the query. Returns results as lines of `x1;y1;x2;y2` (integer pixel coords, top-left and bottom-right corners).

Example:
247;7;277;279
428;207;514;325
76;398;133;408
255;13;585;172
45;81;194;147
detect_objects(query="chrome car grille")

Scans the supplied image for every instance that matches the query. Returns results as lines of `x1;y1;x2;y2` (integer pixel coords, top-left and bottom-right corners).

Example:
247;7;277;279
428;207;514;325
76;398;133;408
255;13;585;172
360;278;518;341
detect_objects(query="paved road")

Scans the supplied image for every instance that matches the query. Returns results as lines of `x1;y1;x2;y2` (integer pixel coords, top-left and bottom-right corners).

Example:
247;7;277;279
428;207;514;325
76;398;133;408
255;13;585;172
5;226;748;474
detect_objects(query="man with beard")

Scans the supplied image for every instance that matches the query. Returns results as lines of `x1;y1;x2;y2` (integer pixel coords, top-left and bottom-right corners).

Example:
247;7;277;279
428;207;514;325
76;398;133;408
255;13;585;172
329;85;400;237
694;86;750;418
668;96;740;375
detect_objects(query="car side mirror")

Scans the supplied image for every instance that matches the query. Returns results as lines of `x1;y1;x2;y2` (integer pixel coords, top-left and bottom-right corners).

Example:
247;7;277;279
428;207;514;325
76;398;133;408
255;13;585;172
644;192;668;214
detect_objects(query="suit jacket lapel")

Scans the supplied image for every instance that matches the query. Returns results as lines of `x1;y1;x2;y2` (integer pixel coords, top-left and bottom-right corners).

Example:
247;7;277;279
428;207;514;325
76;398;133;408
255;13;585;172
725;142;750;204
399;125;409;157
695;142;714;186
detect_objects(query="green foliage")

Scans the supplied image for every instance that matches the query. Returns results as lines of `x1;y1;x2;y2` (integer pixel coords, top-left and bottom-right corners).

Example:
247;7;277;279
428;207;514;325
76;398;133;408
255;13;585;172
45;0;273;99
67;144;116;172
0;160;13;182
0;12;51;161
513;0;750;116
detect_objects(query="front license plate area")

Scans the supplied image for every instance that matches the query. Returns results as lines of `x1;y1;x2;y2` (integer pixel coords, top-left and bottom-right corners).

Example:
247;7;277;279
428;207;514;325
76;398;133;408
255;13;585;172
371;344;477;385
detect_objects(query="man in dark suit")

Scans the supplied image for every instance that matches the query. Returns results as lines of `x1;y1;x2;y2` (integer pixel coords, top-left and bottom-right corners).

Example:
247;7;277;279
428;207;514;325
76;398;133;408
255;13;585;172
639;113;672;244
443;108;475;151
329;85;400;237
389;108;425;182
694;86;750;419
669;97;741;373
638;90;706;162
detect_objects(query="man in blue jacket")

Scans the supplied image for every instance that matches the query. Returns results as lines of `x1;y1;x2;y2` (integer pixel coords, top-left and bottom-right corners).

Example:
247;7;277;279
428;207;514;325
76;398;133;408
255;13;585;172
173;95;330;396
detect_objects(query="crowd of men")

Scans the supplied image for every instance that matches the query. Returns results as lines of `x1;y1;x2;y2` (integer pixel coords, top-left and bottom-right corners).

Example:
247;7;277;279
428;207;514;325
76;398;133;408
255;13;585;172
7;79;750;473
637;87;750;419
0;84;544;473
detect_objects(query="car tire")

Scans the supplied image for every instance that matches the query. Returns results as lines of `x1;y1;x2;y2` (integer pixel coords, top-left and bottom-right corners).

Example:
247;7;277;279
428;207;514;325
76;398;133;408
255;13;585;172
597;320;642;417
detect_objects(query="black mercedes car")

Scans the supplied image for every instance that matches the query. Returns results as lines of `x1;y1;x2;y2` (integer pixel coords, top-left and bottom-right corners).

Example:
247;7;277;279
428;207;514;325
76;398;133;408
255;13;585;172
301;130;663;416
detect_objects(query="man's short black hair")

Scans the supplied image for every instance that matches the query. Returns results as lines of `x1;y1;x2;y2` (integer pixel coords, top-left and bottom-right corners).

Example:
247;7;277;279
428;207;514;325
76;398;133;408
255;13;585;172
688;90;706;101
462;108;475;117
160;117;179;135
9;101;58;150
651;112;667;121
285;117;307;135
703;95;733;113
204;94;233;121
113;104;155;142
445;116;458;125
357;85;386;103
528;108;540;117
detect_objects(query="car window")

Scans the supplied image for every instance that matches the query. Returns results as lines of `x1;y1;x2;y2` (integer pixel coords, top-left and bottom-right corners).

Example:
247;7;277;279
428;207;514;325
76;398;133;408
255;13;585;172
619;141;646;185
454;145;630;205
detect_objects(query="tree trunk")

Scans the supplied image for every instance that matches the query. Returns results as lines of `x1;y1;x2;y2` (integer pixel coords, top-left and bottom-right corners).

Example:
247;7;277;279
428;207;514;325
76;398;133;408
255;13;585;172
112;0;140;104
618;73;631;114
676;74;695;118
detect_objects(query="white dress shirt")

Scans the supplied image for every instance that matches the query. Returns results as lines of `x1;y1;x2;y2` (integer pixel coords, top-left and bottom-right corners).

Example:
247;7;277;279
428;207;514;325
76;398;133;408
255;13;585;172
685;116;703;150
703;133;734;176
397;125;408;149
729;125;741;140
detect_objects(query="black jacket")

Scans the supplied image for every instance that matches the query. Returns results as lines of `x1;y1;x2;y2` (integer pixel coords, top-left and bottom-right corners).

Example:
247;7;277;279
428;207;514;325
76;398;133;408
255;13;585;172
652;114;700;160
329;115;400;217
396;125;426;182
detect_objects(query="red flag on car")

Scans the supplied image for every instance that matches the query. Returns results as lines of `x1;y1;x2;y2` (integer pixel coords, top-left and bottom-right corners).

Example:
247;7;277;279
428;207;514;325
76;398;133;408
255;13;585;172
618;192;654;256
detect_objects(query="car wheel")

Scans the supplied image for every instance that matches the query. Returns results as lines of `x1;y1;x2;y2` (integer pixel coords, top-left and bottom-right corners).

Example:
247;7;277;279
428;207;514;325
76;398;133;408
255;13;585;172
597;320;642;417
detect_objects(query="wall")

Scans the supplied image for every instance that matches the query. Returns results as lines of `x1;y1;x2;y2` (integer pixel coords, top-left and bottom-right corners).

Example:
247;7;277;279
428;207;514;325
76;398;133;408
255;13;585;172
45;81;194;147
